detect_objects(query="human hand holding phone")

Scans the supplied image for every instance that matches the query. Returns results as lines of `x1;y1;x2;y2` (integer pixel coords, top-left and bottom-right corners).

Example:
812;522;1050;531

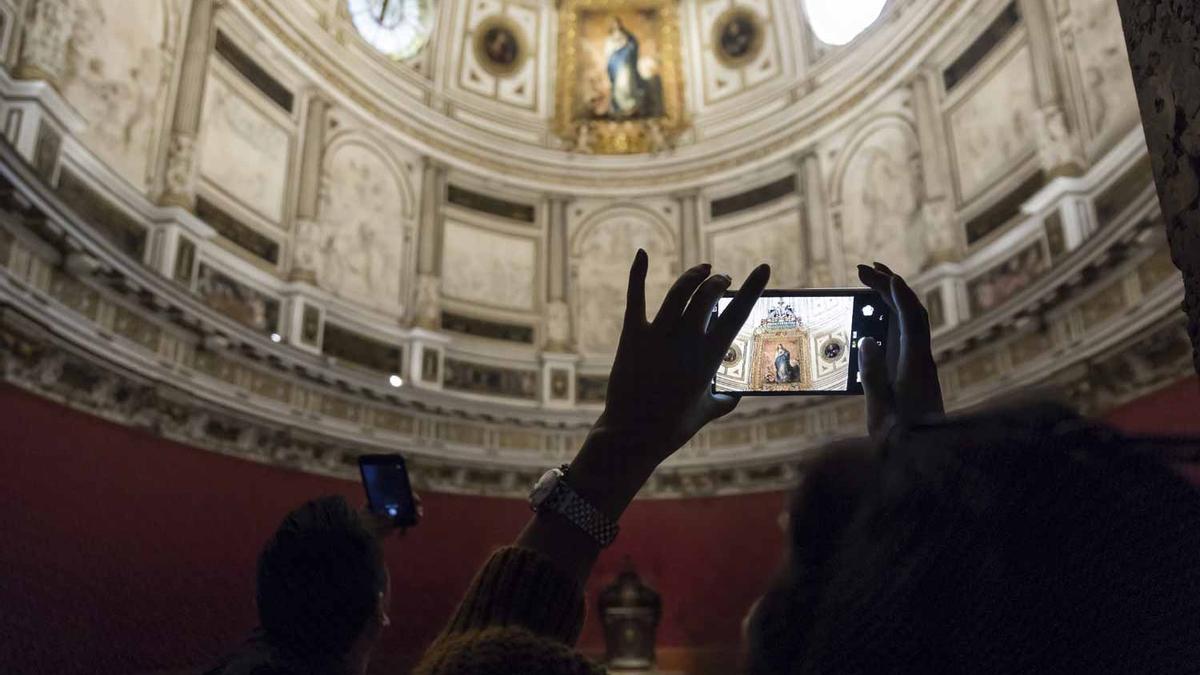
856;262;944;438
358;454;422;538
359;493;423;539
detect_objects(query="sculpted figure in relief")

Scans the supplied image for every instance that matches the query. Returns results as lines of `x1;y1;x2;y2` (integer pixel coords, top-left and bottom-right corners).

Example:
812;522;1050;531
573;215;674;354
840;129;924;277
59;0;174;191
545;300;573;351
308;144;406;312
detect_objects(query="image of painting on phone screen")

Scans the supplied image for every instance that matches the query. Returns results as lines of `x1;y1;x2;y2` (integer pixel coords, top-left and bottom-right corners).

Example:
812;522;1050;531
712;291;887;395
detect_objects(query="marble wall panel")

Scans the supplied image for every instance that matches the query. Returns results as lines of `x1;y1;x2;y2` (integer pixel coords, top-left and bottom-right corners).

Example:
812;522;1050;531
837;122;924;276
59;0;178;192
301;140;407;311
571;208;676;355
1071;0;1139;151
440;220;536;311
198;75;291;223
949;43;1038;201
710;211;803;285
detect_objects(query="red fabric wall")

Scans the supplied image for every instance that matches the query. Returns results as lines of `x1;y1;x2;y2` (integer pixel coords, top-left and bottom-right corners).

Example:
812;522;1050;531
0;384;785;675
3;376;1196;674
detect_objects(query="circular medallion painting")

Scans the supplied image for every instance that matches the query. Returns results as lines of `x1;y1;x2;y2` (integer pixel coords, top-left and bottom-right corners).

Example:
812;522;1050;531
723;343;743;367
474;17;527;77
820;337;846;363
713;8;764;67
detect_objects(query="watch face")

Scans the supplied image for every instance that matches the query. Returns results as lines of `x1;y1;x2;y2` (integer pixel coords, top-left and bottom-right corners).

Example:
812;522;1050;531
530;468;562;506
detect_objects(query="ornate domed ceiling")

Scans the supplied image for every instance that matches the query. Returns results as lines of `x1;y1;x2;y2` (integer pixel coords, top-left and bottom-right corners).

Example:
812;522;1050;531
0;0;1190;497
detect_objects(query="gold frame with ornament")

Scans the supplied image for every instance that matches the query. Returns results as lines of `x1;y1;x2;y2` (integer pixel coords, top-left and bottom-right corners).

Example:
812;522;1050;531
554;0;687;154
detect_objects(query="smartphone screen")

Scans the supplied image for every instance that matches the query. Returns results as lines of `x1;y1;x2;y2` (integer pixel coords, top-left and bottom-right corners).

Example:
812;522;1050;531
358;454;418;526
711;289;889;396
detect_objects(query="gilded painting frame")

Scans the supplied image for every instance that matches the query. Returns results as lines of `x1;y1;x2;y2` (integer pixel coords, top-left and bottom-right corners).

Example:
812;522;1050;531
555;0;686;154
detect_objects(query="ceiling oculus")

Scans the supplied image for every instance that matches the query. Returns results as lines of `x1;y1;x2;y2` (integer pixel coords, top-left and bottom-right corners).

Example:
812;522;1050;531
803;0;886;46
347;0;434;60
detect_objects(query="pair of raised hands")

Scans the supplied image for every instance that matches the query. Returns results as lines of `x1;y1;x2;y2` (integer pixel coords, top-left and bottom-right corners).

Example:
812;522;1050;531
594;251;943;472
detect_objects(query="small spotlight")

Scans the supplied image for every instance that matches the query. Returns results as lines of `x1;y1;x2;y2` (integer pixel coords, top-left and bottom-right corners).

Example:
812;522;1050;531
388;375;403;388
862;305;875;317
270;333;282;343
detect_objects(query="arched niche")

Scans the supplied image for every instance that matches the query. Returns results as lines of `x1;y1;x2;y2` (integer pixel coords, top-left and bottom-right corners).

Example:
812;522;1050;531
570;205;677;356
59;0;181;192
829;114;924;277
299;133;414;313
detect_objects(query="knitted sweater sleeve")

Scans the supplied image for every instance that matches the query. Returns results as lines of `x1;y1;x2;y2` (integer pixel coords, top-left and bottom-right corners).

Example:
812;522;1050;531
412;546;601;675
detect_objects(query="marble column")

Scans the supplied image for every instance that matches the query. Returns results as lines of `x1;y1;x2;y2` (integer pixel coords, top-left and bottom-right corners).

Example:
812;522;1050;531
1018;0;1084;176
16;0;77;86
798;153;836;286
910;68;961;266
290;95;329;283
413;158;446;329
544;195;572;351
161;0;218;210
1116;0;1200;373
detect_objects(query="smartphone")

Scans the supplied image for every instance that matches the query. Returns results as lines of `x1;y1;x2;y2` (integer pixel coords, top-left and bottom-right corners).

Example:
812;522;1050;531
711;289;890;396
358;454;418;527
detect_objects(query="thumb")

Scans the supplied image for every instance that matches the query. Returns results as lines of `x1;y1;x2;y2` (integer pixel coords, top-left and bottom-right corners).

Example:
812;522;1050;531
705;392;741;421
858;337;894;438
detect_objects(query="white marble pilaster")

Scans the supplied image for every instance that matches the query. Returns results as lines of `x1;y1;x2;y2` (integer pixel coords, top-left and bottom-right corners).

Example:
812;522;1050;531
15;0;76;86
161;0;217;210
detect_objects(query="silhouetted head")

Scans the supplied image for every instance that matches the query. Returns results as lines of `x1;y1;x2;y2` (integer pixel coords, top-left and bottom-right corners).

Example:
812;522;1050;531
256;496;388;669
747;403;1200;674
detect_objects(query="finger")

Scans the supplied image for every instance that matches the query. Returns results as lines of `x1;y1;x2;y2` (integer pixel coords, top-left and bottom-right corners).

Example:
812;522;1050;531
681;273;733;334
709;264;771;349
858;336;894;438
889;274;930;340
873;261;897;276
857;264;898;313
623;249;649;330
705;392;741;421
652;262;712;329
857;263;887;288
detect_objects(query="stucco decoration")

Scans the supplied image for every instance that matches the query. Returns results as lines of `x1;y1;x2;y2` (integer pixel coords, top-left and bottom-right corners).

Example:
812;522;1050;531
835;120;924;277
300;138;409;312
711;212;803;286
197;76;291;223
571;207;675;355
440;220;536;311
949;44;1038;201
1073;0;1139;152
58;0;177;192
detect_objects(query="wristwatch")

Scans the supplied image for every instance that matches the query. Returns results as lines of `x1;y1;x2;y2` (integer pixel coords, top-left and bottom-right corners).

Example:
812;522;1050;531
529;464;620;548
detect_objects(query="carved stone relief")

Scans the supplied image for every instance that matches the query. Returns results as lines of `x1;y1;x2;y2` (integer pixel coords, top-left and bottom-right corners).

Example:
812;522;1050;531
18;0;78;83
197;75;291;223
571;208;675;355
58;0;177;192
1071;0;1139;151
440;220;536;311
297;139;407;312
838;122;924;277
949;44;1038;201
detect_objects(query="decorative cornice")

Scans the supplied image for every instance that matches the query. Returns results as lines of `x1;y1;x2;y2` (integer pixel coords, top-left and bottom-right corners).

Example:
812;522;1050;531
0;137;1192;496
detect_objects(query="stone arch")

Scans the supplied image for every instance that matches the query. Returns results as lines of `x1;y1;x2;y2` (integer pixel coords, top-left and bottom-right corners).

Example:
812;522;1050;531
570;204;678;356
828;114;925;275
302;133;412;312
